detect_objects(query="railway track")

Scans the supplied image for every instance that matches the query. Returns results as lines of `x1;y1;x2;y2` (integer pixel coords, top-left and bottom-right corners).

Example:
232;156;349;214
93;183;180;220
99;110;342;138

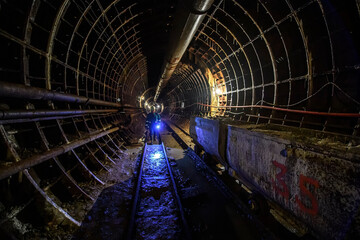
125;120;291;240
163;120;282;240
126;142;190;240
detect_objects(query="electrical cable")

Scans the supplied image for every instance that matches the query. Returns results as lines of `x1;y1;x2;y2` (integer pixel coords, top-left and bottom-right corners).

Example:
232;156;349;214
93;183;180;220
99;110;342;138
196;103;360;117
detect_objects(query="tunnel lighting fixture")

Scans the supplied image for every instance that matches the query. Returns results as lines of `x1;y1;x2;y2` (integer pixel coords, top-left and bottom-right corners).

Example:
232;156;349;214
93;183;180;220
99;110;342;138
156;105;160;109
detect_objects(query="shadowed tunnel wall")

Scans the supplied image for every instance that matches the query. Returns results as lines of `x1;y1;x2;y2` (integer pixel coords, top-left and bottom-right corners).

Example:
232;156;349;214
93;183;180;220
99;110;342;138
0;0;359;238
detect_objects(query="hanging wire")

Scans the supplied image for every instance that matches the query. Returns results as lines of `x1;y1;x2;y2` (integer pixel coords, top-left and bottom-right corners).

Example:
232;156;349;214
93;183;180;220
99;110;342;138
259;82;360;108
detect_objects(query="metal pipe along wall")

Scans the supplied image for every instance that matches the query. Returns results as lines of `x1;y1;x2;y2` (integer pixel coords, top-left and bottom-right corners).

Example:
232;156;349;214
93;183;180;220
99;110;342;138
154;0;215;102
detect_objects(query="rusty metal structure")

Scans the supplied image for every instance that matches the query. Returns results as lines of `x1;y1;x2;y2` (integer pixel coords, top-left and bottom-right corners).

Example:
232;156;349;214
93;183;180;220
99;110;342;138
153;0;214;102
0;0;359;239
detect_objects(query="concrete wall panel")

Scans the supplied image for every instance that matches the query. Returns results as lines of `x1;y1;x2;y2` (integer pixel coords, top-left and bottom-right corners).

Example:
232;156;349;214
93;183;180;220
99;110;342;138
227;125;360;239
190;117;227;166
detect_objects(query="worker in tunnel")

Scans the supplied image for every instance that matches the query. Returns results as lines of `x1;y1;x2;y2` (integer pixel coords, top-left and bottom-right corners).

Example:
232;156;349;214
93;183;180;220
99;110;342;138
155;108;162;143
1;0;360;239
145;106;161;144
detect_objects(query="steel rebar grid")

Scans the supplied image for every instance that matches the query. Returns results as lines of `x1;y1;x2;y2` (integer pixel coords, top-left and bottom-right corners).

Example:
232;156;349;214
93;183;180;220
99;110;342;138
0;127;119;180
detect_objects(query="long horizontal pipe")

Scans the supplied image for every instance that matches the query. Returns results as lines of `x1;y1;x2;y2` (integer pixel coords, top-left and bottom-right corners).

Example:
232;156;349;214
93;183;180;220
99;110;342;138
189;103;360;118
153;0;214;102
0;127;119;180
0;81;121;108
0;109;118;119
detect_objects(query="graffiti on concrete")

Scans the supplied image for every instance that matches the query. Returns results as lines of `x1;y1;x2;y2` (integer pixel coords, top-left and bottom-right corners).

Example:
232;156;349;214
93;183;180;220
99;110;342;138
295;174;319;216
272;161;320;216
271;160;289;200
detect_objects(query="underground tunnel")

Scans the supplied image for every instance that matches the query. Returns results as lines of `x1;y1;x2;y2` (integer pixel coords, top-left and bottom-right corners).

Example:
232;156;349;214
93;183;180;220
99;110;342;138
0;0;359;239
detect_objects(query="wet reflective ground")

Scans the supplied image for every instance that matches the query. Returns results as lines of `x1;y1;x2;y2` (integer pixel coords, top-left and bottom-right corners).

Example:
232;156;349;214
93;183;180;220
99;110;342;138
71;125;297;240
161;126;264;240
135;144;182;240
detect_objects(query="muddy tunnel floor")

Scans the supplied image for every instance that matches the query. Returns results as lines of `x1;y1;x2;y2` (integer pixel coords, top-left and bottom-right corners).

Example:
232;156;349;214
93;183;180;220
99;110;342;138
71;149;261;239
21;127;281;240
72;126;262;240
71;146;141;240
162;139;262;239
72;180;133;240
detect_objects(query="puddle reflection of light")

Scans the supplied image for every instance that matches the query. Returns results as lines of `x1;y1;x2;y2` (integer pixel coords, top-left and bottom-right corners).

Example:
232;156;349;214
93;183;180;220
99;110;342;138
153;153;162;159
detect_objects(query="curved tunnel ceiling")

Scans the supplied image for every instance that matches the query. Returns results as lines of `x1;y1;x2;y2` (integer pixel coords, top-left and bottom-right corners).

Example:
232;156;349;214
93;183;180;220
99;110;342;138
0;0;360;235
162;0;360;135
0;0;359;133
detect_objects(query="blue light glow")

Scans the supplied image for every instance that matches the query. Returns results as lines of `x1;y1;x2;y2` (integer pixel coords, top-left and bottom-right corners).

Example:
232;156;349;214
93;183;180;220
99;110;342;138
153;153;161;159
156;124;160;129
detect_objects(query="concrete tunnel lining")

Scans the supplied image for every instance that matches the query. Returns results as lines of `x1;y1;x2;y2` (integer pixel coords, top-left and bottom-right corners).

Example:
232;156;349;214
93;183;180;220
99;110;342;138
0;0;359;239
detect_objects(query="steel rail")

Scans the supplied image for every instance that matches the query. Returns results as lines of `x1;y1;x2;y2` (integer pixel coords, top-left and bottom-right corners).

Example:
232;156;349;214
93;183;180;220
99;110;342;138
161;142;191;239
126;143;148;240
126;142;191;239
164;121;278;239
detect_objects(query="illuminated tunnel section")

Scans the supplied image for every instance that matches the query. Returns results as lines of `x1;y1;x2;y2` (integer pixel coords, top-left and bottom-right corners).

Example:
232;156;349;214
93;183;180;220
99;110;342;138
0;0;359;238
163;0;360;135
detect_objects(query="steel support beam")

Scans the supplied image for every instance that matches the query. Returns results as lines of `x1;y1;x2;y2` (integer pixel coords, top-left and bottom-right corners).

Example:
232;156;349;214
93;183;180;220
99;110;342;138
0;81;121;108
23;169;81;226
0;127;119;180
0;109;118;120
153;0;214;102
